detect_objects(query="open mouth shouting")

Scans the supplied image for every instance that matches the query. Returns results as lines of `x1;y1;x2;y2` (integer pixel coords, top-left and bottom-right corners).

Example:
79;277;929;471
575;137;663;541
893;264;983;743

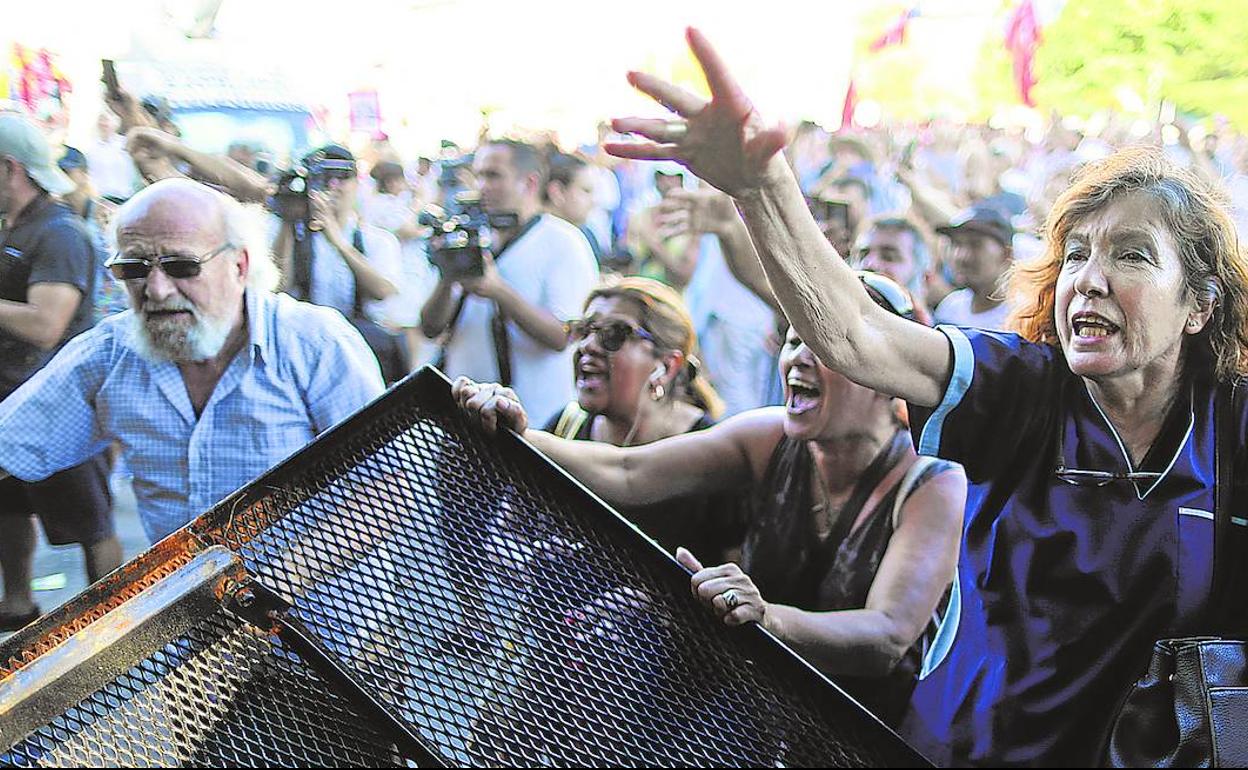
1071;311;1120;344
576;356;609;392
786;374;822;416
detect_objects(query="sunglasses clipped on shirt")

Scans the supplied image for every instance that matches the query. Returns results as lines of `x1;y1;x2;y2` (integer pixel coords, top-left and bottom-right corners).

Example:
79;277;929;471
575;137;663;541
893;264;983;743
856;270;917;321
564;317;657;353
106;242;235;281
1050;387;1171;488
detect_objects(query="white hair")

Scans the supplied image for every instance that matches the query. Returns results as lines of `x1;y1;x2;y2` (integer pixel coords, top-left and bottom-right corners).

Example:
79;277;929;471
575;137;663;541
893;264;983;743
108;180;279;292
219;194;279;291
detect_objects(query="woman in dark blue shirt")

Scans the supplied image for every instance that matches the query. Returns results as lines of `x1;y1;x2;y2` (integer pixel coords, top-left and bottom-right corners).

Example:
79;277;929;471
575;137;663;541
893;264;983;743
599;28;1248;766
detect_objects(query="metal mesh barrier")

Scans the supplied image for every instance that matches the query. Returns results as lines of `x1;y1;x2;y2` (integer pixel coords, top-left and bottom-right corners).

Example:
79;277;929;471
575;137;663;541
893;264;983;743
3;610;411;768
1;368;928;768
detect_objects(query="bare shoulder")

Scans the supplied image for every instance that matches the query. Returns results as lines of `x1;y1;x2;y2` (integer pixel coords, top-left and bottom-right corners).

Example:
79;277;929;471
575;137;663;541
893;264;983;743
898;461;967;527
710;407;787;483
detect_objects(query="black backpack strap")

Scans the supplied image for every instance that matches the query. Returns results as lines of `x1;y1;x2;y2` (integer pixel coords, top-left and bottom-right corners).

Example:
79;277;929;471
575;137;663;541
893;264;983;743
352;227;366;316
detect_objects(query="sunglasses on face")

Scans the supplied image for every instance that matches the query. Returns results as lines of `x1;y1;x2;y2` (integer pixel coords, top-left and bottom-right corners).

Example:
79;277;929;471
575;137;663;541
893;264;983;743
106;242;235;281
565;318;656;352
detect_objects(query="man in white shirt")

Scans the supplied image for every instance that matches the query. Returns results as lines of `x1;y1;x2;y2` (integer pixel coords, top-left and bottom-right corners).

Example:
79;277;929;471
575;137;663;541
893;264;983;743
933;205;1015;330
84;112;140;200
421;140;598;425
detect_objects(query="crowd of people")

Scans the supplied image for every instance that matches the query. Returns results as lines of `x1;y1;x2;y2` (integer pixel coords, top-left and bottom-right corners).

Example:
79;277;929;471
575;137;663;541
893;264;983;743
1;27;1248;766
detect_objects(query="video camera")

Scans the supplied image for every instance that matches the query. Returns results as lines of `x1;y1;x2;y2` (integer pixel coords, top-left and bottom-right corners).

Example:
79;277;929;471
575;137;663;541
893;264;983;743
269;148;357;223
420;191;518;281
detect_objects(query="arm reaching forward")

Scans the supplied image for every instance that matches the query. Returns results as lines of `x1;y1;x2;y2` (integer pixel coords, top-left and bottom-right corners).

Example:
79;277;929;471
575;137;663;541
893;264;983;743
606;28;954;408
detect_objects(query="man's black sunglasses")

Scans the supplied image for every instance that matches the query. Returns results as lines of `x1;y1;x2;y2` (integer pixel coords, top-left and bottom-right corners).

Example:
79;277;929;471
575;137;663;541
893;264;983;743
106;243;235;281
565;318;657;352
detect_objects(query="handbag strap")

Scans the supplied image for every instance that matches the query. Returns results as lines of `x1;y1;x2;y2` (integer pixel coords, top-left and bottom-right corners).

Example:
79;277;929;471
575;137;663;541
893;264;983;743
1212;377;1247;633
553;401;590;439
892;455;939;529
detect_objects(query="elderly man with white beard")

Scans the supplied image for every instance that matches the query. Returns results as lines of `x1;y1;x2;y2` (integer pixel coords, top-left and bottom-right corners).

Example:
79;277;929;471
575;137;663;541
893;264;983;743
0;178;384;544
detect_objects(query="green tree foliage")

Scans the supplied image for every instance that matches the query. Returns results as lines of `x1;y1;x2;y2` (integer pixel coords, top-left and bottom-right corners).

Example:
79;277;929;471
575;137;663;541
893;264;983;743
972;23;1024;120
1034;0;1248;127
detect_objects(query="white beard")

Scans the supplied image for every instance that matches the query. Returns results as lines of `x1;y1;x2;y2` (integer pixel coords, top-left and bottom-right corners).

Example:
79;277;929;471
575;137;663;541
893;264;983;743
132;302;233;363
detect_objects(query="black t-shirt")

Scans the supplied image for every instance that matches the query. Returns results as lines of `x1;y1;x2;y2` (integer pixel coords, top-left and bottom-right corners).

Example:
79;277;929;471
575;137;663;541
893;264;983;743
0;196;96;399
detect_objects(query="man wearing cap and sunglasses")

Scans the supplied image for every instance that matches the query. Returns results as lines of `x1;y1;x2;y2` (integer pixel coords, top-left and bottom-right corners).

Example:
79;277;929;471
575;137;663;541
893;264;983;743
272;144;406;382
0;113;121;632
0;177;384;585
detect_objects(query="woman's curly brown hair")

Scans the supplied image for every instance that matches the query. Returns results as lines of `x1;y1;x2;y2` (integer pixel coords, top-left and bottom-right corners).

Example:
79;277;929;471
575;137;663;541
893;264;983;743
1006;145;1248;382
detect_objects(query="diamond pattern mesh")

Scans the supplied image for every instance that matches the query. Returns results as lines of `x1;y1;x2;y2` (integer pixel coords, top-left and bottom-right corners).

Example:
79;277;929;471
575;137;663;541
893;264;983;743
1;370;926;767
2;610;411;767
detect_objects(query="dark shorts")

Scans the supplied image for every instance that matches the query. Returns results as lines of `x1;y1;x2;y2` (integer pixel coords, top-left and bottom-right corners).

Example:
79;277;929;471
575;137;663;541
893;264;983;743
0;453;114;546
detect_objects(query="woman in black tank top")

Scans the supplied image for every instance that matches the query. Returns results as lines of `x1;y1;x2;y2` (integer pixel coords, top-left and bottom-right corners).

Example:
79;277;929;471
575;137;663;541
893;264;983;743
455;273;966;724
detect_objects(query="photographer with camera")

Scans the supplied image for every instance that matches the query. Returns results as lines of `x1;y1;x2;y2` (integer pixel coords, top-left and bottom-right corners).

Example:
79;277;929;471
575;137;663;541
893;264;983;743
272;144;407;382
421;139;598;426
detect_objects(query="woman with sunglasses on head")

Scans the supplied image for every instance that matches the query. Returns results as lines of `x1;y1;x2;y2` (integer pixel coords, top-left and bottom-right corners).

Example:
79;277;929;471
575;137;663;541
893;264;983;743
600;29;1248;767
454;271;967;725
552;276;744;562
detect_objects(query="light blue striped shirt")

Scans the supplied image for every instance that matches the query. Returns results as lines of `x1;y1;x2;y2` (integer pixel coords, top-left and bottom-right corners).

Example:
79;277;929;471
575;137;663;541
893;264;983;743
0;289;384;542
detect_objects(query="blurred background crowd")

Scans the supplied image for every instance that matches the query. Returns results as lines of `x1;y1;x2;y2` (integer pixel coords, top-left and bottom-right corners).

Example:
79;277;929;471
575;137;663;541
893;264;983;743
3;0;1247;624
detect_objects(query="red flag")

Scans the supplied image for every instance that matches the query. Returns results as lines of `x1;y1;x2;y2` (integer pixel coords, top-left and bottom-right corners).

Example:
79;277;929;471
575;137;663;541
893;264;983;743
869;8;918;52
841;75;858;129
1004;0;1041;106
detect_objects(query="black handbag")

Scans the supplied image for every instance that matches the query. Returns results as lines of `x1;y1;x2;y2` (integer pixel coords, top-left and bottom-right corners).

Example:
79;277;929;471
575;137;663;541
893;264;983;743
348;228;409;385
1105;380;1248;767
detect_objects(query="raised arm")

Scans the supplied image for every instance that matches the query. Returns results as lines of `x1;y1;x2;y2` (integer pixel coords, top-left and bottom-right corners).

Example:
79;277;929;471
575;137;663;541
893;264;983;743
452;377;776;504
606;28;953;407
127;128;270;203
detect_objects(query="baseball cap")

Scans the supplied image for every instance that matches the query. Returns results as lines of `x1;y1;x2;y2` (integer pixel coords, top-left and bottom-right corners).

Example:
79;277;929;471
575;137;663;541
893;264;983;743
140;95;174;125
935;204;1014;247
58;146;88;172
0;114;75;196
304;143;357;177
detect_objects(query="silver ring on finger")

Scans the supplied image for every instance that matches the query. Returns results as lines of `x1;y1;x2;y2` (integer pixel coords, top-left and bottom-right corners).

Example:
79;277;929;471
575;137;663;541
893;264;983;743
720;589;740;612
663;119;689;142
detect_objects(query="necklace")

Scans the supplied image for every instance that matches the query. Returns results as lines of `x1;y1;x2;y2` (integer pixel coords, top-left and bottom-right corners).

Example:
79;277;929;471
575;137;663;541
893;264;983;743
809;456;843;541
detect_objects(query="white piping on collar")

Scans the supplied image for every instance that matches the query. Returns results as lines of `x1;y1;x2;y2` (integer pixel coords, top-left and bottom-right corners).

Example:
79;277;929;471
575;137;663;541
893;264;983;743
1082;382;1195;501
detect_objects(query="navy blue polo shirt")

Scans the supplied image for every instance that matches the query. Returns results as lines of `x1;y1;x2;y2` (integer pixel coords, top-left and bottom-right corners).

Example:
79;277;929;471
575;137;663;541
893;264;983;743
900;326;1240;767
0;195;96;399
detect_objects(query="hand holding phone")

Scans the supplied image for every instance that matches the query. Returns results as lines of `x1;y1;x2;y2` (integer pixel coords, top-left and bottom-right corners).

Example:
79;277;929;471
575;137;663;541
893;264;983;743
101;60;121;100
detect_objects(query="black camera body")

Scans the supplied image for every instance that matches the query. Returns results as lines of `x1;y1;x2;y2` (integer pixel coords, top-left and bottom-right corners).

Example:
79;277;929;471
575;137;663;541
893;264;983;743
420;191;519;281
270;167;312;222
269;150;357;222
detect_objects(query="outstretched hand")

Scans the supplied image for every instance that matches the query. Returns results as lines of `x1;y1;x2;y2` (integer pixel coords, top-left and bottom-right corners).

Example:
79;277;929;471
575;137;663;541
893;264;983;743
604;27;789;198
